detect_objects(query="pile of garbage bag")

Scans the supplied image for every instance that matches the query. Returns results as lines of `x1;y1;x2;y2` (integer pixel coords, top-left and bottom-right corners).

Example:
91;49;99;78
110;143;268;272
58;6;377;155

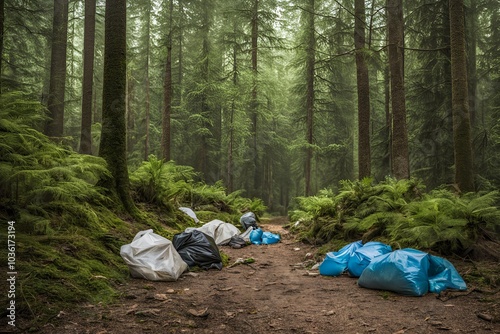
319;240;467;296
120;211;282;281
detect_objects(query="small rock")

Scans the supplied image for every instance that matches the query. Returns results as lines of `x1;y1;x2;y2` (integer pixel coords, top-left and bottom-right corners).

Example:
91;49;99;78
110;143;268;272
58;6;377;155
188;307;209;317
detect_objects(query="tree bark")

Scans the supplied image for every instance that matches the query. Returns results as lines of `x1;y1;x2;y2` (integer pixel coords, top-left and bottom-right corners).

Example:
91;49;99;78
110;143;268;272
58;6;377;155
355;0;371;179
162;0;173;161
79;0;96;155
449;0;475;192
304;0;315;196
45;0;69;138
143;5;151;161
99;0;136;213
387;0;409;179
251;0;260;197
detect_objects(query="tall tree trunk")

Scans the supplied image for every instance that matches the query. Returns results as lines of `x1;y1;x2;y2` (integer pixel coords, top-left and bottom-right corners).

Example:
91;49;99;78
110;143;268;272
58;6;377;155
304;0;315;196
449;0;475;192
45;0;69;138
465;1;477;128
227;29;238;193
197;1;212;181
384;62;392;176
162;0;173;161
126;69;135;154
79;0;96;155
355;0;371;179
387;0;409;179
143;5;151;161
251;0;259;197
99;0;136;213
177;0;184;106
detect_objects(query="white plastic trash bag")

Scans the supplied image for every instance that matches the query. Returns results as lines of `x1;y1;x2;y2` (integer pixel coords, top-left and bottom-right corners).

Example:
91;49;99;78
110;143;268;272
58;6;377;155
179;207;200;223
185;219;240;245
120;229;188;281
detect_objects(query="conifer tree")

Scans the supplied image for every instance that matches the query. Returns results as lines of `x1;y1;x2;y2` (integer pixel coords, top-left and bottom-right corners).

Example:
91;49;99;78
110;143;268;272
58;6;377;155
449;0;474;192
79;0;96;154
355;0;371;179
387;0;409;179
45;0;69;138
99;0;137;213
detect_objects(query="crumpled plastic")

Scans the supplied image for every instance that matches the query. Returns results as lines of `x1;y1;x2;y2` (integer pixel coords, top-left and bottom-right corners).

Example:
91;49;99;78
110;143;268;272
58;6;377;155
347;241;392;277
249;228;280;245
185;219;240;245
120;229;188;281
319;240;363;277
173;230;223;270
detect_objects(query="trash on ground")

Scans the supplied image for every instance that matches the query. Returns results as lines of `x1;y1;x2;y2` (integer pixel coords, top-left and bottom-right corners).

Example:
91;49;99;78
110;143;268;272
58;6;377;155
120;229;188;281
240;211;259;230
228;235;248;248
185;219;240;245
173;230;223;270
357;248;467;296
179;207;200;223
249;228;280;245
347;241;392;277
319;240;363;276
319;241;467;296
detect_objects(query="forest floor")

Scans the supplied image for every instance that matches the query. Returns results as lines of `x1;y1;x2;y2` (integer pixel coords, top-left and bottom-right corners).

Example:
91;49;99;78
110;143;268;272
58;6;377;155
13;217;500;334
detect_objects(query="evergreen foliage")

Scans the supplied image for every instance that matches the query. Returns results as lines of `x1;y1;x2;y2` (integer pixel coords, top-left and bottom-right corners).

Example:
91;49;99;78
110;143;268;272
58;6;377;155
289;177;500;258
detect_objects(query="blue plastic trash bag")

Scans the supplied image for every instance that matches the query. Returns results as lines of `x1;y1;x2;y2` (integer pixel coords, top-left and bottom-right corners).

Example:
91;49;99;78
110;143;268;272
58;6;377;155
347;241;392;277
428;255;467;293
319;240;363;276
250;228;263;245
262;231;280;245
358;248;430;296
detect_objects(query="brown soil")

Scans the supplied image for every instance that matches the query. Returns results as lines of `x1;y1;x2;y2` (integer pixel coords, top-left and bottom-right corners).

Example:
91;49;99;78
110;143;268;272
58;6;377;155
20;219;500;333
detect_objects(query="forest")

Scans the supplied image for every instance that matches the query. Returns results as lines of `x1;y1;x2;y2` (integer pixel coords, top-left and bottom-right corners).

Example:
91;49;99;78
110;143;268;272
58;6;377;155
0;0;499;329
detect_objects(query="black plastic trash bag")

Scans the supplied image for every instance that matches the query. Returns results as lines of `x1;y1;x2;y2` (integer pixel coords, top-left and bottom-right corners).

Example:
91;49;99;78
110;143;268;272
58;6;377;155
240;212;258;230
173;230;223;270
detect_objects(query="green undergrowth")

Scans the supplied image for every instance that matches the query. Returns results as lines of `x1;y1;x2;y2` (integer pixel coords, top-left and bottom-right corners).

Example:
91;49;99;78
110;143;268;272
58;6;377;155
0;92;264;329
290;177;500;261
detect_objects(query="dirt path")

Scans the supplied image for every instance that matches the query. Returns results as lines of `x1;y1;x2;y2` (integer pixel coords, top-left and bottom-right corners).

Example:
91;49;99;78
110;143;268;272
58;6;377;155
34;219;499;333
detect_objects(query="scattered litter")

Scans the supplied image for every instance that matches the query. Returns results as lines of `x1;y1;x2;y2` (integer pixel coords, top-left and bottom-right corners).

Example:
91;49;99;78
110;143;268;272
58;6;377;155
179;207;200;223
228;257;256;268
